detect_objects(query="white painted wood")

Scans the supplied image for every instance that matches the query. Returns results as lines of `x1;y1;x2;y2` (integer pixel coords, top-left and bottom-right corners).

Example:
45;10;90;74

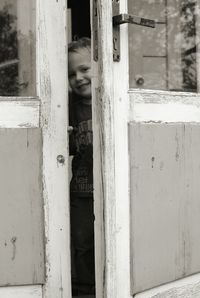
37;0;71;297
91;2;104;296
135;273;200;298
0;285;42;298
129;123;200;294
129;90;200;123
0;99;40;128
113;2;132;298
94;0;116;296
93;0;132;298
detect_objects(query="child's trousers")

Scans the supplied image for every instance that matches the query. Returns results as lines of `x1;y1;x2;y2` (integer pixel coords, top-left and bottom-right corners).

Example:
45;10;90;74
70;196;95;295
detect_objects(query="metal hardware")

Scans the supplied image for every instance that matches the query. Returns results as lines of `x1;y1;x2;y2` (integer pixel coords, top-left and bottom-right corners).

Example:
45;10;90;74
113;14;155;28
112;1;155;62
113;0;120;61
135;74;144;86
57;155;65;164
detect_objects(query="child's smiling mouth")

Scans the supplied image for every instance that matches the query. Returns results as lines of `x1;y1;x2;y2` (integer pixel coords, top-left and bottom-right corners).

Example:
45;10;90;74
77;83;90;89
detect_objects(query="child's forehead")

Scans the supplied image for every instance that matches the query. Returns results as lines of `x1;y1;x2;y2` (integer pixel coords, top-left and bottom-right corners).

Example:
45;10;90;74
69;47;91;61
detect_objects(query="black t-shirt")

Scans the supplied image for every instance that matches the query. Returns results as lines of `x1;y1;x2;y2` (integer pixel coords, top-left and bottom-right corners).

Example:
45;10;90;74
69;93;93;198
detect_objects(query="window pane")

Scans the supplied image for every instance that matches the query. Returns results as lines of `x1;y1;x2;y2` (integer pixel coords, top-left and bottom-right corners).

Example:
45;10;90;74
0;0;36;96
128;0;198;92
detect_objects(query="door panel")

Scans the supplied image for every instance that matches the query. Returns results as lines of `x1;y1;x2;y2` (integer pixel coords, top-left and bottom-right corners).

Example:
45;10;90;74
0;285;42;298
0;128;44;285
129;122;200;294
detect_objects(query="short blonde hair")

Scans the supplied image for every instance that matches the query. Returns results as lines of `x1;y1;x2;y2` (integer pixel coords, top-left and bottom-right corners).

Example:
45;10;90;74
68;37;91;54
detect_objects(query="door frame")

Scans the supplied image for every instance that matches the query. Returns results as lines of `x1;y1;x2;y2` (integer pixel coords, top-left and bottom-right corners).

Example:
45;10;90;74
38;0;71;297
92;0;131;297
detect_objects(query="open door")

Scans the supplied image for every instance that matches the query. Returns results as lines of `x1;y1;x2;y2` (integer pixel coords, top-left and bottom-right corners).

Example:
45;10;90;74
92;0;200;297
0;1;71;297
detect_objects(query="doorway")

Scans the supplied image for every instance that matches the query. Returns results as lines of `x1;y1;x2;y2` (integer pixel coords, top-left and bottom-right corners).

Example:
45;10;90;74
67;2;95;297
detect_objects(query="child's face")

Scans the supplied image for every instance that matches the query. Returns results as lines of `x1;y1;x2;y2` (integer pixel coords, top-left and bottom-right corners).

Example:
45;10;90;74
68;48;91;99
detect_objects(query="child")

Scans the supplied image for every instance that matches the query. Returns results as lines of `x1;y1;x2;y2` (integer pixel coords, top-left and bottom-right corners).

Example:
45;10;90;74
68;37;95;296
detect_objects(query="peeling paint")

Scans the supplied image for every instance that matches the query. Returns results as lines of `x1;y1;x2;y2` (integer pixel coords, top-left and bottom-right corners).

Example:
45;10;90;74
11;237;17;261
151;156;155;168
175;131;180;161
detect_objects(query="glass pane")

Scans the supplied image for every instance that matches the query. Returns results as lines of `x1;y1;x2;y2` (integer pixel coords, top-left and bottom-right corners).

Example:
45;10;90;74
0;0;36;96
128;0;198;92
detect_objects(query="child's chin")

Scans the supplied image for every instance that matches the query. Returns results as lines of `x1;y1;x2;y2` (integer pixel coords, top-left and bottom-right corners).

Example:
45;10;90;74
79;90;91;99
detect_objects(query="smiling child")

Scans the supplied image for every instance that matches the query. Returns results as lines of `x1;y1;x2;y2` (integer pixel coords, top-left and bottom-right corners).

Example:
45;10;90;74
68;37;95;296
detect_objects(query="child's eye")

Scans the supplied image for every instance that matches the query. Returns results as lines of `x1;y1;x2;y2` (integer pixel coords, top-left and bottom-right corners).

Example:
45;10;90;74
69;73;75;79
81;67;90;72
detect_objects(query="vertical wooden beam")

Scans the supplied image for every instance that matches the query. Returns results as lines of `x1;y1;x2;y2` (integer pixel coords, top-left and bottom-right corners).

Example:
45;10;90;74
113;1;132;297
93;0;132;297
37;0;71;297
93;0;116;297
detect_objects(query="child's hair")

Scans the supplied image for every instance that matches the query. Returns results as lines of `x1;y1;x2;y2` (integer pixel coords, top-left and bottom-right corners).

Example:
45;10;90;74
68;37;91;54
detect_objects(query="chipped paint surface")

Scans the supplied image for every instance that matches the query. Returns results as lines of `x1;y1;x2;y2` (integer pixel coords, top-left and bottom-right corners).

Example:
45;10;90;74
0;100;40;128
0;285;42;298
135;273;200;298
129;123;200;294
129;90;200;123
38;0;71;297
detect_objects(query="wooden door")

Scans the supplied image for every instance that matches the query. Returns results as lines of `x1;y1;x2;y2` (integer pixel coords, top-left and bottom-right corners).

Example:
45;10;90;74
92;0;200;297
0;1;71;297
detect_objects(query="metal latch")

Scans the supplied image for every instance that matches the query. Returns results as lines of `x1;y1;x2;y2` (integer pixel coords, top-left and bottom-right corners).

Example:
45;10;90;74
113;14;155;28
113;1;155;61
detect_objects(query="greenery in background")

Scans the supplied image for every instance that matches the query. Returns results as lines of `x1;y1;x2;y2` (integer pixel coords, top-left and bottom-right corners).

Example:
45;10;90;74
0;5;18;96
181;0;197;91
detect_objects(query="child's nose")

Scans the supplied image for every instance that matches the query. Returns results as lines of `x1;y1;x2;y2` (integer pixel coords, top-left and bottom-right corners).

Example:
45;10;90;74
76;71;83;81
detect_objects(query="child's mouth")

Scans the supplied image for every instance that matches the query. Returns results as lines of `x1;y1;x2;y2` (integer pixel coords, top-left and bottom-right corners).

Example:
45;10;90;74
77;83;90;90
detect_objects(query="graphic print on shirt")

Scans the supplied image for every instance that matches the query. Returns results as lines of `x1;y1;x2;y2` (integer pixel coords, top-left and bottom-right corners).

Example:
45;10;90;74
71;119;93;197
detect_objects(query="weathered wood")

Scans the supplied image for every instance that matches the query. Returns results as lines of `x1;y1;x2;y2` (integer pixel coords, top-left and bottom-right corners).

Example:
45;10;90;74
0;129;44;286
129;89;200;123
0;99;40;128
37;0;71;297
94;0;116;297
93;0;132;297
129;123;200;294
0;285;42;298
135;273;200;298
